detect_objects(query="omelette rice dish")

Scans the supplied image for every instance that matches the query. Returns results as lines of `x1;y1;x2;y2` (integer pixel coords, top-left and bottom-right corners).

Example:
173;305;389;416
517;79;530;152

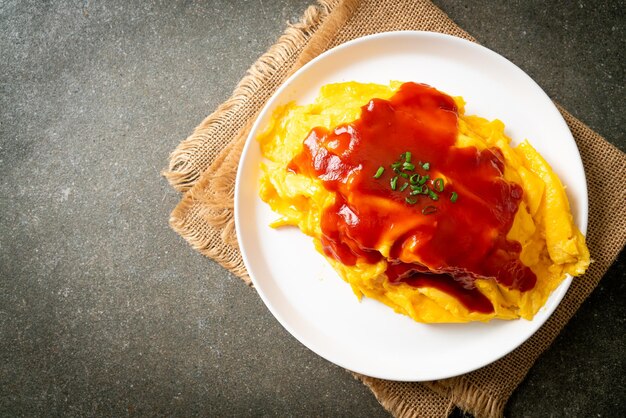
258;81;589;323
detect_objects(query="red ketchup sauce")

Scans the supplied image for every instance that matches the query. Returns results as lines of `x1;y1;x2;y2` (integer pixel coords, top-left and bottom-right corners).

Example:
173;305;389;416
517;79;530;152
288;82;536;314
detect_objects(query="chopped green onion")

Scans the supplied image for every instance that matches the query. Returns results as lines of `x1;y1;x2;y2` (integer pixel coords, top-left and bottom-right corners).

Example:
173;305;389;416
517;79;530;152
405;196;418;205
450;191;458;203
380;153;435;196
434;178;444;192
422;205;437;215
390;176;398;190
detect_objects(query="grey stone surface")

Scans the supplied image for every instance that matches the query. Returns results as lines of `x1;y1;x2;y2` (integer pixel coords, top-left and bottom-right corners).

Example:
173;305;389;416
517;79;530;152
0;1;623;417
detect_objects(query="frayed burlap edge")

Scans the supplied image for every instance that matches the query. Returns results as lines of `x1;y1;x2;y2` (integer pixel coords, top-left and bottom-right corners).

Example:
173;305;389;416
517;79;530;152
356;374;456;418
163;0;360;192
426;378;503;418
169;134;250;281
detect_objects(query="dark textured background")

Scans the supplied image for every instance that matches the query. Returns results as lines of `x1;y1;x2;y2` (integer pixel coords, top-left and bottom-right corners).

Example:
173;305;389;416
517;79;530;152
1;1;624;416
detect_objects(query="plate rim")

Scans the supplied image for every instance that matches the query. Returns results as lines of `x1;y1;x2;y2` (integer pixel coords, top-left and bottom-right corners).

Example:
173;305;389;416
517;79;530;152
234;30;589;381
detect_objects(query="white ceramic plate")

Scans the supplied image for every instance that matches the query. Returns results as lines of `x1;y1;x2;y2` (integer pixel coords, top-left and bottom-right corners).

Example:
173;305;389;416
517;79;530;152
234;31;587;381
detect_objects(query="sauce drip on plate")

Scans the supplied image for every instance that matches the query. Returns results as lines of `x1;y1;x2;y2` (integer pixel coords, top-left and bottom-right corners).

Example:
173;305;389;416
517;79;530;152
288;82;536;314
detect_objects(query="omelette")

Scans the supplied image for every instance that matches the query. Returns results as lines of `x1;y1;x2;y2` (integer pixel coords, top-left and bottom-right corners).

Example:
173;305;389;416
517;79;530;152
258;81;589;323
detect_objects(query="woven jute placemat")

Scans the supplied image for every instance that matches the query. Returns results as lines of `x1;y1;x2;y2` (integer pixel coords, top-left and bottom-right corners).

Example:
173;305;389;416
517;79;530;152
164;1;626;416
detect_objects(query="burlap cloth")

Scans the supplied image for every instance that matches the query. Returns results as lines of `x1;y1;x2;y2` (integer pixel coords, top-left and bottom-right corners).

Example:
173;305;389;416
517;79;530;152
164;1;626;416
